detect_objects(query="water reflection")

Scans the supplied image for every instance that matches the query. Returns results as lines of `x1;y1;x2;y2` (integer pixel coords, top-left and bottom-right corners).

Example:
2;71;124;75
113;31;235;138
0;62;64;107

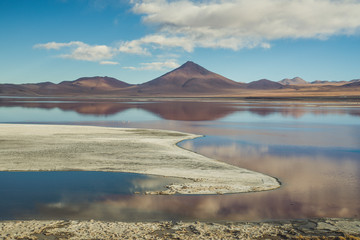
0;172;188;220
0;99;360;221
179;136;360;220
29;138;359;221
1;98;360;121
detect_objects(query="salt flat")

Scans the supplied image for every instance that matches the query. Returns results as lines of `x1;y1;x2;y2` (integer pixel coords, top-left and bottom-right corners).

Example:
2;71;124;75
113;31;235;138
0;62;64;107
0;124;279;194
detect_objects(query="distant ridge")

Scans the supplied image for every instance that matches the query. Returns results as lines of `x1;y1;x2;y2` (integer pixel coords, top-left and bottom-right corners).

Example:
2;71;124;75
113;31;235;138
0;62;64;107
311;80;330;84
0;76;132;96
279;77;307;85
341;81;360;88
246;79;284;90
311;80;349;84
350;79;360;83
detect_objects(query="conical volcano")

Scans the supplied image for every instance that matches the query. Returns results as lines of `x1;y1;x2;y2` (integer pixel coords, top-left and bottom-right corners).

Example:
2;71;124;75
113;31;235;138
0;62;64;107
139;61;244;93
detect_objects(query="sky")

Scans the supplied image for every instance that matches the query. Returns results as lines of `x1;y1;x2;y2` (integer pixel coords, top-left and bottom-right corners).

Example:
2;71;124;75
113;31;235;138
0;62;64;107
1;0;360;84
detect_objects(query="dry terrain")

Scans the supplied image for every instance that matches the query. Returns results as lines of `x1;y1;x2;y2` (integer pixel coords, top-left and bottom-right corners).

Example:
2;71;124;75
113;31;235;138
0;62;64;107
1;218;359;240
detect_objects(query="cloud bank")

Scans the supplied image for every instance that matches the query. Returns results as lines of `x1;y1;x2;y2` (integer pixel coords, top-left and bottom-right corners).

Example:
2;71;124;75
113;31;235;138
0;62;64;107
132;0;360;50
35;0;360;68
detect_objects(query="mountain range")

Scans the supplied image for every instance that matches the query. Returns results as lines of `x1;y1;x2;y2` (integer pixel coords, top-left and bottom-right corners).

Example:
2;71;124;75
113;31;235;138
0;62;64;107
0;61;359;97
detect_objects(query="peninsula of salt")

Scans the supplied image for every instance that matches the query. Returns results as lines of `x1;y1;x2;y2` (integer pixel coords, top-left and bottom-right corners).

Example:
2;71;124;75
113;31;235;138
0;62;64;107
0;124;279;194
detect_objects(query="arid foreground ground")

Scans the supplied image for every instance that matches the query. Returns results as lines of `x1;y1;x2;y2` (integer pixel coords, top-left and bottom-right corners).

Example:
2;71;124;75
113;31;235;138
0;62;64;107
1;219;359;240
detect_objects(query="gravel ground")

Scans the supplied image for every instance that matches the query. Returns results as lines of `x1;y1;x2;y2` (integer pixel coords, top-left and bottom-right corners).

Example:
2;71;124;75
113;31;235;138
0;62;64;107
1;218;359;240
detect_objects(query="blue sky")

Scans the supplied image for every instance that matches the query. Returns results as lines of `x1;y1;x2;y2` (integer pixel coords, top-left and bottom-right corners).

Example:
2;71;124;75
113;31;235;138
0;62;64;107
1;0;360;84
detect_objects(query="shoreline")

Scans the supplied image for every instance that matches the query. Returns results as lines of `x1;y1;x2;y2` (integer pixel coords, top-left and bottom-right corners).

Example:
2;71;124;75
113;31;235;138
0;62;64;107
0;124;280;194
1;218;359;239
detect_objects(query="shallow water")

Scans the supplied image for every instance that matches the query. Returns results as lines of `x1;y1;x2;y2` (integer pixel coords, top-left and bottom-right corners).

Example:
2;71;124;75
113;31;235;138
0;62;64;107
0;171;187;221
0;98;359;221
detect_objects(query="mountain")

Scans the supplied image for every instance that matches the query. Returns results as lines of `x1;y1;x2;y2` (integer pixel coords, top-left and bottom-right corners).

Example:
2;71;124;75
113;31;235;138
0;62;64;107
246;79;284;90
0;84;35;96
138;61;244;93
341;81;360;88
57;76;132;92
58;76;132;91
311;80;350;85
1;61;360;97
0;77;132;96
350;79;360;83
279;77;307;85
311;80;330;84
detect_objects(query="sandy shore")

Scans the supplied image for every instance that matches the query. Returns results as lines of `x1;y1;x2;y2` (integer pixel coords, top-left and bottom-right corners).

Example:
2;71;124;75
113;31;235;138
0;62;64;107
1;219;359;239
0;124;279;194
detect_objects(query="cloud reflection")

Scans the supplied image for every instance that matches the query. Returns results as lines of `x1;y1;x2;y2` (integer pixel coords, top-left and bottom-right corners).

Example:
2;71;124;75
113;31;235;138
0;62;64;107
1;99;360;221
25;140;360;222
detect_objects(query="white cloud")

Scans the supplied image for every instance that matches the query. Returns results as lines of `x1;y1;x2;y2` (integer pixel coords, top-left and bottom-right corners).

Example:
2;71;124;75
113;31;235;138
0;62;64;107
122;66;137;70
138;34;194;52
35;0;360;66
139;60;180;70
123;60;180;71
34;41;84;50
156;53;180;59
118;34;193;54
35;41;115;61
34;40;180;69
132;0;360;50
118;40;150;55
100;60;119;65
62;44;114;61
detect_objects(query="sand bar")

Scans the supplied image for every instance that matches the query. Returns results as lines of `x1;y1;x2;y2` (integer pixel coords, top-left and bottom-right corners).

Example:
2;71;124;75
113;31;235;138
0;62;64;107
0;124;279;194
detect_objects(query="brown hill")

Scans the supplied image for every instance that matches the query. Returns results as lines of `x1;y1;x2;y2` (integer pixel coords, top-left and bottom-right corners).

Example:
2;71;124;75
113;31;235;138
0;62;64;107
59;76;131;90
246;79;284;90
0;77;132;96
138;61;244;93
55;77;132;94
0;84;36;96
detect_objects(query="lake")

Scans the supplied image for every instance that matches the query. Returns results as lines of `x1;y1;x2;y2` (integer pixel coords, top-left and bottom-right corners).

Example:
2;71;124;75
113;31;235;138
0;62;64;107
0;98;359;221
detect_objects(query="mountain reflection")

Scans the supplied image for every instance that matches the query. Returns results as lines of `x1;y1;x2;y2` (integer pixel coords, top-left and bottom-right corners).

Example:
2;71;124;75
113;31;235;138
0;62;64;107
1;98;360;121
1;98;360;221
